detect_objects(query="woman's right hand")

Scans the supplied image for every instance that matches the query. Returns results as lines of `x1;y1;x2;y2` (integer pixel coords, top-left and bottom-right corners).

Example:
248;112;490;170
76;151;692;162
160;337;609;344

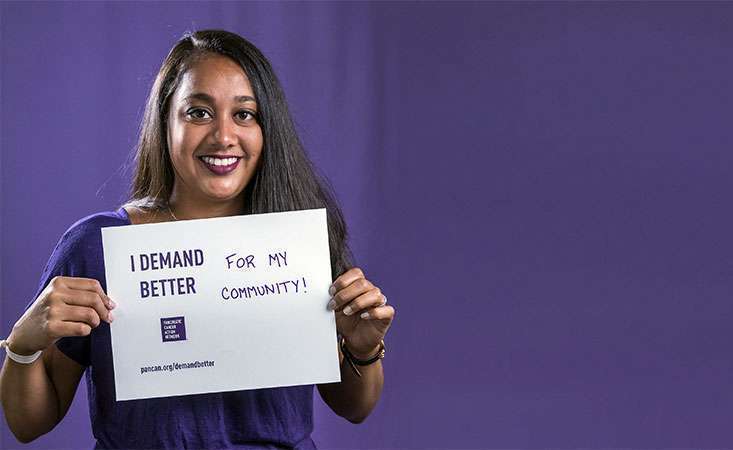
6;276;115;356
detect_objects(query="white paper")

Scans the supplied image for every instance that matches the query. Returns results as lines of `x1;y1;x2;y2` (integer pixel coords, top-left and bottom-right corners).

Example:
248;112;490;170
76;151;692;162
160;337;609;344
101;208;340;401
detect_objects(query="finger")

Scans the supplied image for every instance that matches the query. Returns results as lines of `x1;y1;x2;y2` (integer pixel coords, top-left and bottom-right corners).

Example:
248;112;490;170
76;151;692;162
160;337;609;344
55;288;112;324
329;277;375;311
329;267;365;296
47;320;93;338
359;304;396;321
341;288;384;316
60;304;104;328
61;277;116;309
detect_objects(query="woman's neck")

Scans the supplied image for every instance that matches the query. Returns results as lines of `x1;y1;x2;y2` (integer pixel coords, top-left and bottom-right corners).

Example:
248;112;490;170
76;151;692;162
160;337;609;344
167;192;246;220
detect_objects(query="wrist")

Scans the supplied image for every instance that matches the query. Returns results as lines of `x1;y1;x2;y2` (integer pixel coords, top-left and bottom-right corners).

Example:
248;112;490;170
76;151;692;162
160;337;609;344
1;338;43;365
6;333;38;356
339;337;386;378
345;342;382;360
5;328;43;355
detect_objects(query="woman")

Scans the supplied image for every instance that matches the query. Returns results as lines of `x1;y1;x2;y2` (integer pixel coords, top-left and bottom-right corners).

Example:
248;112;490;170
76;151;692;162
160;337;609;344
0;29;395;449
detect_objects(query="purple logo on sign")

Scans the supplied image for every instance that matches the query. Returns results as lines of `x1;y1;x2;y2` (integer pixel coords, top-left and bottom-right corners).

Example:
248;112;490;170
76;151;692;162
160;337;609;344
161;316;186;342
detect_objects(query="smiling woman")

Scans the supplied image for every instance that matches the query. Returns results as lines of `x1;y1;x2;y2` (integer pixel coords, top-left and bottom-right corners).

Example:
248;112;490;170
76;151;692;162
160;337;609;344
0;29;396;449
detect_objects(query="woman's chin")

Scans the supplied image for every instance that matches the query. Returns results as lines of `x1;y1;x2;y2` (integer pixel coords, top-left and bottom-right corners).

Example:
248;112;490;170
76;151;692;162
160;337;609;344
202;186;246;203
203;183;244;202
204;193;243;203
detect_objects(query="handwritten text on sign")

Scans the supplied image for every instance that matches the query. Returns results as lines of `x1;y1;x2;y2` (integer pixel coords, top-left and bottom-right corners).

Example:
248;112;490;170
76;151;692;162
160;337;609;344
128;248;307;300
101;208;340;401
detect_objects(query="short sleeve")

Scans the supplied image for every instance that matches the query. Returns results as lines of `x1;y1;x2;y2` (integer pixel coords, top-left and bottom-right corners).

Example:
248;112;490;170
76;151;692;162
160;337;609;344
25;220;102;367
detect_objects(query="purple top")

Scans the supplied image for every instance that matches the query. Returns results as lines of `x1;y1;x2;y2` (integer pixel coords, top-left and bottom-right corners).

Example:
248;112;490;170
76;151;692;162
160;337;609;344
26;208;317;449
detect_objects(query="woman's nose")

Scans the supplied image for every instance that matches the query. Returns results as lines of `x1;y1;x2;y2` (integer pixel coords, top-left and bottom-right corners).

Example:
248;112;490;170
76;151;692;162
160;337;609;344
213;116;237;147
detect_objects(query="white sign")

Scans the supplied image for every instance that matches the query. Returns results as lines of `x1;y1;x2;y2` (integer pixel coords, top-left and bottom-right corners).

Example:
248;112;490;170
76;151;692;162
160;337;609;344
101;208;340;401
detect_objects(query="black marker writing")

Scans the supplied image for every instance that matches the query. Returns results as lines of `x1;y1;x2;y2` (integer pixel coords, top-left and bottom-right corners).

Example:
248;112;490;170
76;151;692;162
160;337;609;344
268;251;287;267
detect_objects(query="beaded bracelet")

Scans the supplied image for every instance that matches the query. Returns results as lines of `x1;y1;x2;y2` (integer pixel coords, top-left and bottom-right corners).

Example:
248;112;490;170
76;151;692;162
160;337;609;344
0;339;43;364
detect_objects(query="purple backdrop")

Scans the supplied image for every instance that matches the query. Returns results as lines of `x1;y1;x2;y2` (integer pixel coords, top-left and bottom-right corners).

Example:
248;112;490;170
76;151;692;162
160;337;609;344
2;2;733;448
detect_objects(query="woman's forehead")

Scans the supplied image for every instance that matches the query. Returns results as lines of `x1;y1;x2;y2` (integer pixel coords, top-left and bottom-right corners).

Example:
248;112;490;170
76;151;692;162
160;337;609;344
176;54;254;99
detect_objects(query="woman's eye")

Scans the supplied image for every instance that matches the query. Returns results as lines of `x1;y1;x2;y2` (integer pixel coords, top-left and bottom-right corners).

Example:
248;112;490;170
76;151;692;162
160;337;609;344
236;110;256;121
186;108;211;120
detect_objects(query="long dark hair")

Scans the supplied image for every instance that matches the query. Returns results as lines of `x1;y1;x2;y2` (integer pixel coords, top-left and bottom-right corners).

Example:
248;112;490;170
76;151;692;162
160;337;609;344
126;29;353;279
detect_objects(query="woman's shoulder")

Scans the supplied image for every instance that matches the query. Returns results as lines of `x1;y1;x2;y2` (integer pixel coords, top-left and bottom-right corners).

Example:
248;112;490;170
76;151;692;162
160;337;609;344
37;208;131;278
121;205;171;225
55;208;131;253
63;202;170;238
64;208;130;235
54;204;169;259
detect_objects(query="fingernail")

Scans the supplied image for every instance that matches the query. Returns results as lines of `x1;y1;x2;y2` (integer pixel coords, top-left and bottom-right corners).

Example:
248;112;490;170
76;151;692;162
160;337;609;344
329;285;336;296
108;299;116;309
360;311;370;319
343;306;353;316
327;299;336;311
108;311;115;323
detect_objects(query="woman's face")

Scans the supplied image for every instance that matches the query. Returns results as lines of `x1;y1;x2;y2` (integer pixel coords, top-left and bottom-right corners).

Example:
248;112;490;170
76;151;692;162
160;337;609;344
166;53;263;207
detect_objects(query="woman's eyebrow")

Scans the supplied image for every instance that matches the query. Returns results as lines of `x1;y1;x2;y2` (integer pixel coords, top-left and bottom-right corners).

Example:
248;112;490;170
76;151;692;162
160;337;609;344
183;92;257;104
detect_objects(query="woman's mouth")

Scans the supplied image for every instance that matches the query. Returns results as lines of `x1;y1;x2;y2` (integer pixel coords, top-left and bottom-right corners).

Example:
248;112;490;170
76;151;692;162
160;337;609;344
198;155;241;175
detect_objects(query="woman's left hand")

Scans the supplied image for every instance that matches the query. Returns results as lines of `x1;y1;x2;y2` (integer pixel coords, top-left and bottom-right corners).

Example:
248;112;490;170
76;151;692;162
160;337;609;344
328;267;395;358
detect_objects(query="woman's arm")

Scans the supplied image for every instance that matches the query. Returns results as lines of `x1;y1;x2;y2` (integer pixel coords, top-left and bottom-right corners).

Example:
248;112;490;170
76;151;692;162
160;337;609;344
0;276;113;442
0;344;85;443
318;343;384;423
317;267;395;423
